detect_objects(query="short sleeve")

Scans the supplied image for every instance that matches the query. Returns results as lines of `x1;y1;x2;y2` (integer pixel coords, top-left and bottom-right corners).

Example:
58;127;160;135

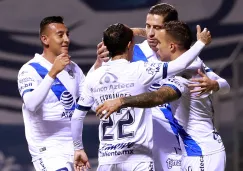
162;76;189;97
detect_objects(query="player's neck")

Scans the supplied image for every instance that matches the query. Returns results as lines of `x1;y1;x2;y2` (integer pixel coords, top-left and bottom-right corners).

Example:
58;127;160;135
42;50;56;64
171;50;186;61
111;54;128;61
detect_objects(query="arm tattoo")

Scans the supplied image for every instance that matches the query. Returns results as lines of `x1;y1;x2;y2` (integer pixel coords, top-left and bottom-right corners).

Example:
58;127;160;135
121;86;180;108
132;28;146;37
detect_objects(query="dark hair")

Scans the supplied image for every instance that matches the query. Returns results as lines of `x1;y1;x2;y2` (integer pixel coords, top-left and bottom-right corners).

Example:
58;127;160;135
103;23;133;57
148;3;178;22
163;21;193;50
40;16;64;35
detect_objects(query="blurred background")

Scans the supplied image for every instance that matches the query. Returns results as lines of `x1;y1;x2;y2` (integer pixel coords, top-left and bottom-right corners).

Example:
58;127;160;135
0;0;242;170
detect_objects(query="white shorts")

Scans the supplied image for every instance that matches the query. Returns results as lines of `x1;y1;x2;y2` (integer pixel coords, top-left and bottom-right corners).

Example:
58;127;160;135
152;111;182;171
97;161;154;171
153;151;181;171
181;150;226;171
33;154;74;171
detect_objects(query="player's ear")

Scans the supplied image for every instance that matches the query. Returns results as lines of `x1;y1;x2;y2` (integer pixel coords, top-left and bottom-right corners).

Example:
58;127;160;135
170;42;176;52
40;35;49;46
127;41;132;50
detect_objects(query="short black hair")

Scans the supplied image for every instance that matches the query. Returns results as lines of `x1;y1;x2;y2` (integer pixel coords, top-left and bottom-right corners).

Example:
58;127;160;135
163;21;193;50
148;3;178;22
103;23;133;57
40;16;64;35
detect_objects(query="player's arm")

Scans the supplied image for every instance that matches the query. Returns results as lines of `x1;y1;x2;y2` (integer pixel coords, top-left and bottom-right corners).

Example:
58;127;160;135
96;77;184;119
71;105;91;170
72;77;94;170
131;28;146;37
18;54;70;112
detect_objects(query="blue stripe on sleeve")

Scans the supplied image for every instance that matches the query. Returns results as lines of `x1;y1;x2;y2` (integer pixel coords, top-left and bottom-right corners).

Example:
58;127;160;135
21;89;34;97
162;62;168;79
163;84;182;98
75;104;91;111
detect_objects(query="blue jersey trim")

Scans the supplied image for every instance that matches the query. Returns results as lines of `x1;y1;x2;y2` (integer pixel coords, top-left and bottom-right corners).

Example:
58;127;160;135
21;89;34;97
162;62;168;79
205;68;213;72
163;84;182;98
131;44;148;62
75;104;91;111
56;168;68;171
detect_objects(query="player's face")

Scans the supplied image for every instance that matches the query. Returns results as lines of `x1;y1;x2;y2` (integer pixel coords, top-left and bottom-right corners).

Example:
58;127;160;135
155;30;172;61
145;14;164;51
45;23;70;56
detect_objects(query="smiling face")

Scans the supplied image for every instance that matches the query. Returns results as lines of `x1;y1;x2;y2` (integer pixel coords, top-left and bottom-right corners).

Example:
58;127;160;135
145;14;164;51
155;29;173;61
41;23;70;56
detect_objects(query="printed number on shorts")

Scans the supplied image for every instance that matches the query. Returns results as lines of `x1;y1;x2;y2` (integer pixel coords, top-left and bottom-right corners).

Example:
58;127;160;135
101;108;135;140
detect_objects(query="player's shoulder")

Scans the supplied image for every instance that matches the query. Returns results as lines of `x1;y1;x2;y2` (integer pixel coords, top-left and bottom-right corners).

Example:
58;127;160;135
165;76;187;88
70;61;85;75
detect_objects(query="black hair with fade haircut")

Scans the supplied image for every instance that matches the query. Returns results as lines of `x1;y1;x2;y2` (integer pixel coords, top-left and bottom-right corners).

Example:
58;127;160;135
163;21;193;50
148;3;178;22
39;16;64;35
103;23;133;57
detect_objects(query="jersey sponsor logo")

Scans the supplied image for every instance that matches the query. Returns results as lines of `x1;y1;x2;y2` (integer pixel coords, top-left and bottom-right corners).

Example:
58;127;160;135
166;158;181;169
167;77;183;89
199;156;205;170
99;142;135;157
60;91;75;119
99;72;118;84
38;158;47;171
91;83;134;93
145;62;162;75
19;82;32;92
68;69;75;79
213;130;223;143
18;77;34;84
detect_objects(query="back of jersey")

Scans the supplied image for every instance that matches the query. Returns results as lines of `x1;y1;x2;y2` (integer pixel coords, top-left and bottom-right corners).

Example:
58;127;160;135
84;59;162;165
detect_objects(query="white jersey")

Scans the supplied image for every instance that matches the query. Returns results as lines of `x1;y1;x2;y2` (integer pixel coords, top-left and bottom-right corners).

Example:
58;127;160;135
161;73;225;156
76;54;205;165
78;59;165;165
134;40;181;152
17;53;85;161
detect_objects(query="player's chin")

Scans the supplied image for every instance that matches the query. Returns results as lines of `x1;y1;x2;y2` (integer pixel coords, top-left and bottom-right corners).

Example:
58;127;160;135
61;47;69;54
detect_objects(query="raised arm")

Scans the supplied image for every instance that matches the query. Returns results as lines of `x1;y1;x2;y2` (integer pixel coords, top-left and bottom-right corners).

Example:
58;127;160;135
18;53;70;112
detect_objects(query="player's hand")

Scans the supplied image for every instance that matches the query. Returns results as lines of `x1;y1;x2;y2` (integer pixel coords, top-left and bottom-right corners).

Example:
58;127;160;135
97;42;110;62
96;98;122;119
188;69;219;96
48;53;70;78
196;25;212;45
74;149;91;171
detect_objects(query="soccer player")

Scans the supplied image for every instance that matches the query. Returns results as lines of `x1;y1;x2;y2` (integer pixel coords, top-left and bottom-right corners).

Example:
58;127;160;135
17;16;88;170
71;22;212;171
96;21;227;171
96;3;230;171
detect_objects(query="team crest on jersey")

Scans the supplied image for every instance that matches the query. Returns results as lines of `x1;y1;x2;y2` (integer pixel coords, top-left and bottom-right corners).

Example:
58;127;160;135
99;73;118;84
60;91;75;119
68;69;75;79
